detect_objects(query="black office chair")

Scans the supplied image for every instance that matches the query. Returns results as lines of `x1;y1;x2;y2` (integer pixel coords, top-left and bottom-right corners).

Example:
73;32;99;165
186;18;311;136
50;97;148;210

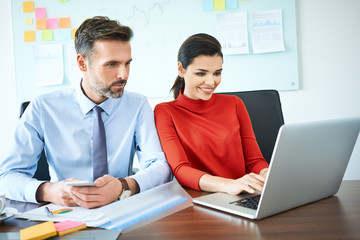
219;90;284;164
19;102;50;181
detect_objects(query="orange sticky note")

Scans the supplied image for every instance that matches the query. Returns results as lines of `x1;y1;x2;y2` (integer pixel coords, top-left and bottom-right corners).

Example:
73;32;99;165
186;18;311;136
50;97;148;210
36;18;47;30
23;1;34;13
59;17;71;28
72;28;77;40
214;0;226;10
24;31;35;42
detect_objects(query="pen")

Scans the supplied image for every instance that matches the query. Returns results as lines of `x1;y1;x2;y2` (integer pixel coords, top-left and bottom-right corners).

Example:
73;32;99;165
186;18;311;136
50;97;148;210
45;206;53;218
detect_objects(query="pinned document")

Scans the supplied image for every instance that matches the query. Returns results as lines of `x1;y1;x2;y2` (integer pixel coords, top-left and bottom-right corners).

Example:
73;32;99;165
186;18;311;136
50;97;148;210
216;12;249;55
251;9;285;53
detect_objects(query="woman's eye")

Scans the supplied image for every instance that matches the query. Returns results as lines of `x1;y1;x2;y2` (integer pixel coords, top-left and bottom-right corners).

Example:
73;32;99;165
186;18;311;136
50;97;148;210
196;72;205;76
214;71;222;76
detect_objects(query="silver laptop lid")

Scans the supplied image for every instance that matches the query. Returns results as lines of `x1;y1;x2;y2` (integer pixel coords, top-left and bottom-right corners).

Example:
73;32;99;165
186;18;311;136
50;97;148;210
256;117;360;219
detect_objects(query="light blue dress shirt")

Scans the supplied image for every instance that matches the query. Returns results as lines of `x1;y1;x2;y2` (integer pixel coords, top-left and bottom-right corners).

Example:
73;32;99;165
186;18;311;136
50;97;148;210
0;84;171;203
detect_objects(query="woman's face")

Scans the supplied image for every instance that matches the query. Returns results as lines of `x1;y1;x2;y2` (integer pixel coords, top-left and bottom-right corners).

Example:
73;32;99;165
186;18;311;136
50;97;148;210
179;54;223;101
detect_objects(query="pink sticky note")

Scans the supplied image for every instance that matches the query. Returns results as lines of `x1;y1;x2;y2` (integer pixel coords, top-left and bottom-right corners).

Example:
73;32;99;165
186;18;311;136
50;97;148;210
47;18;58;29
55;220;85;232
35;8;46;18
54;220;86;237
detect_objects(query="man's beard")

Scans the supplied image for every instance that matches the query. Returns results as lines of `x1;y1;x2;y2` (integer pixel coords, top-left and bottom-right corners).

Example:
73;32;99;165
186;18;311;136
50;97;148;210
90;78;127;99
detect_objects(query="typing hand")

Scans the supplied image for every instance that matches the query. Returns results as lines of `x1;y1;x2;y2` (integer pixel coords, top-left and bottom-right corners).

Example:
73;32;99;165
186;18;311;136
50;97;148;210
36;178;81;207
224;173;266;195
69;175;122;209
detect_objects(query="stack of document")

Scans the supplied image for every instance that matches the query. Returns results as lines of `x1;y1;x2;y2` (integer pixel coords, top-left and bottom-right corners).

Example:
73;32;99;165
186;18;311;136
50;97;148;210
16;181;192;232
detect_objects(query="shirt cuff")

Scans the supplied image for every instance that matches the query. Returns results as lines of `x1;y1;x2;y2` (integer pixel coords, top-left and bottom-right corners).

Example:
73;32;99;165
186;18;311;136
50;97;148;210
24;180;46;203
130;162;172;192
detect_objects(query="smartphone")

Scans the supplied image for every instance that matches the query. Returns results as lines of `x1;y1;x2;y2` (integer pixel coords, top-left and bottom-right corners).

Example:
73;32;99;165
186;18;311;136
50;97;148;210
65;181;95;187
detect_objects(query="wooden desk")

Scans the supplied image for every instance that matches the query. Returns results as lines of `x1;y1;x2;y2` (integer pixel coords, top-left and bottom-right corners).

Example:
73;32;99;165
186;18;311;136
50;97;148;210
1;180;359;239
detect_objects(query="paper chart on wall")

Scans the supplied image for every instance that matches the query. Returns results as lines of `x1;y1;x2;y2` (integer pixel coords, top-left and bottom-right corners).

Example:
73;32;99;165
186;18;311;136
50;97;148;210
216;12;249;55
251;9;285;54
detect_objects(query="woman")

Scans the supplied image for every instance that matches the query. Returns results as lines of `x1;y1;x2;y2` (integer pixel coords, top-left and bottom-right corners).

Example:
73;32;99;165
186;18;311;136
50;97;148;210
154;33;269;195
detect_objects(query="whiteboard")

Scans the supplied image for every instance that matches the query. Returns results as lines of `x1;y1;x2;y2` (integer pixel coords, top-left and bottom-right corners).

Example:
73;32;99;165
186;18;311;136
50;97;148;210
11;0;298;102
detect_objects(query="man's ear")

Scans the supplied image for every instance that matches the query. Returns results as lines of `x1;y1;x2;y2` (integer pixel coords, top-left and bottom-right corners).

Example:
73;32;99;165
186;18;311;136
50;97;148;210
177;61;185;78
77;54;88;72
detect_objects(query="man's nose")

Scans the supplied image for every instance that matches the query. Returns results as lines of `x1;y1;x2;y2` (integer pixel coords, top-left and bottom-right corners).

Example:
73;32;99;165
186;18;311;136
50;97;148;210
117;66;129;80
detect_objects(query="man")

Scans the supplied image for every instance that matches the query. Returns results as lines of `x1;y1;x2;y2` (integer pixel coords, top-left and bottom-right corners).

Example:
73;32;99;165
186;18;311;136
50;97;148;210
0;16;171;208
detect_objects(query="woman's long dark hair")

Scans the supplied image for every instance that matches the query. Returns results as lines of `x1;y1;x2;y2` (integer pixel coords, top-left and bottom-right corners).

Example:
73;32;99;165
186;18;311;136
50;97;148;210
171;33;223;99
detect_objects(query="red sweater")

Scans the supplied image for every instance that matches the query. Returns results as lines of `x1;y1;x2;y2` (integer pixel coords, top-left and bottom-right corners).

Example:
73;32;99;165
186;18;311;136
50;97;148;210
154;92;268;190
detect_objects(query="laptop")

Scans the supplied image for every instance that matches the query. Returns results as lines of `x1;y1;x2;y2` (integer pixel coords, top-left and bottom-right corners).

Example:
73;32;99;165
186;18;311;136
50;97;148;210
193;117;360;219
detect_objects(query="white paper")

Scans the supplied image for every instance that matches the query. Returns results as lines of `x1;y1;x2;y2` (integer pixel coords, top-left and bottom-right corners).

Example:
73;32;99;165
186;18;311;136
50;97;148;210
33;44;64;86
216;12;249;55
16;203;109;227
251;9;285;54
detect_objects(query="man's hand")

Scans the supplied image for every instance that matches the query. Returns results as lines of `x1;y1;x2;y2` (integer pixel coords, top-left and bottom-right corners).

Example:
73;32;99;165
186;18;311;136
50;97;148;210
36;178;80;206
69;175;122;209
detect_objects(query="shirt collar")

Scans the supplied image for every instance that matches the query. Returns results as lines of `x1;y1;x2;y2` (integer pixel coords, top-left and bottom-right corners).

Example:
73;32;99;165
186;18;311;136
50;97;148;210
175;89;216;110
75;79;121;116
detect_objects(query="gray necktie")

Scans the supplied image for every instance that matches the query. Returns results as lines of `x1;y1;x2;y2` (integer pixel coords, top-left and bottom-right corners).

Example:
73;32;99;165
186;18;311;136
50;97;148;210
93;106;108;180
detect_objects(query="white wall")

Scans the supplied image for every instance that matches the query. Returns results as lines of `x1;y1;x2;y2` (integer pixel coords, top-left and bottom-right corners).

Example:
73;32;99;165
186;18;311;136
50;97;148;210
283;0;360;180
0;0;18;161
1;0;359;179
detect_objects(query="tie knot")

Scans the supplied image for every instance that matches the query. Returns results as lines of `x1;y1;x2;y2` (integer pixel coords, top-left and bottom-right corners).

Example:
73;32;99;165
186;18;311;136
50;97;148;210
93;106;103;115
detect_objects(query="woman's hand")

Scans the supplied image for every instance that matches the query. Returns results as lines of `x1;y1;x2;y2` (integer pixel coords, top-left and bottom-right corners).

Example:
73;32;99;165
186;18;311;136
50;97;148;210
199;172;266;195
224;173;266;195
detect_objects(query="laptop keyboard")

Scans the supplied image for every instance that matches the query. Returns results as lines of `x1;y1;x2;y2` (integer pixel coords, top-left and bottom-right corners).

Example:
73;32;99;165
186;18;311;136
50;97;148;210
229;195;261;210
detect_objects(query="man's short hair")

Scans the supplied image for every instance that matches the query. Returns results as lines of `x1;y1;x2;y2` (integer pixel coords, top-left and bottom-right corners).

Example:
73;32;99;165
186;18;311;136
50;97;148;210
74;16;133;61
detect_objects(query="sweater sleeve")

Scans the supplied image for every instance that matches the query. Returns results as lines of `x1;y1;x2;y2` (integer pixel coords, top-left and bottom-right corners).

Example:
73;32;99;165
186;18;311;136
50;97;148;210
234;97;269;174
154;104;206;190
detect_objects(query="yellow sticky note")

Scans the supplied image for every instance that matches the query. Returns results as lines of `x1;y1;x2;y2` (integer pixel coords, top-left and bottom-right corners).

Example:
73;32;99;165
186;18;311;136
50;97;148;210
25;18;33;25
24;31;35;42
214;0;226;10
72;28;77;40
23;1;34;13
59;17;71;29
20;221;57;240
42;29;53;41
36;18;47;30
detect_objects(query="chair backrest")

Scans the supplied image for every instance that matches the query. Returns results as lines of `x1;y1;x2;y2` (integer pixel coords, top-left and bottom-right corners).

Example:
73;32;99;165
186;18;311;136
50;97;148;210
20;101;50;181
219;90;284;163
